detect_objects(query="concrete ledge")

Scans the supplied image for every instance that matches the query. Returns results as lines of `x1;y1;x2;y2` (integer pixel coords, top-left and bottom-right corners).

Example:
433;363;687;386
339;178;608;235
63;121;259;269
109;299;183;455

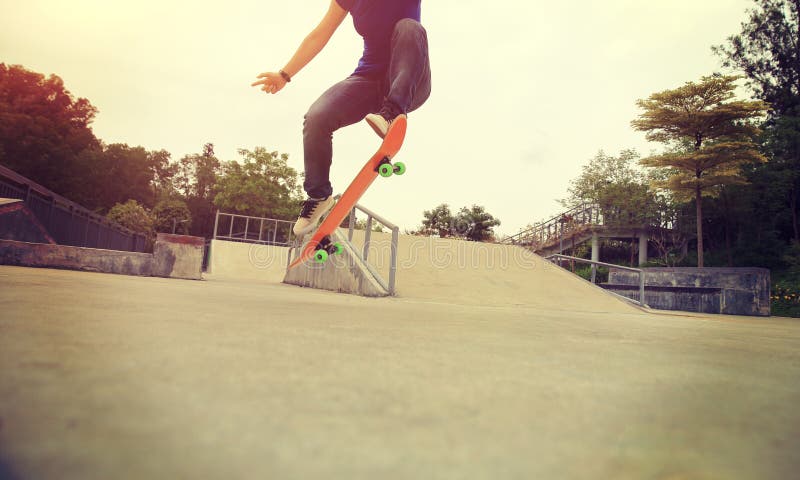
0;234;205;280
153;233;204;280
0;239;153;276
283;229;389;297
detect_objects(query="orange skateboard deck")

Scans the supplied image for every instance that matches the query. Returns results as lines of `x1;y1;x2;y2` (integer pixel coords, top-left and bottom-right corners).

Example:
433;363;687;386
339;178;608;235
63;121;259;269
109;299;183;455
288;114;408;270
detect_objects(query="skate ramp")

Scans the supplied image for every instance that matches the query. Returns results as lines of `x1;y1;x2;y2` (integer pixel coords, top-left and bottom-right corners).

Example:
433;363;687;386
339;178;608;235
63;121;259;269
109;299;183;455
349;231;639;313
0;199;55;244
207;231;640;313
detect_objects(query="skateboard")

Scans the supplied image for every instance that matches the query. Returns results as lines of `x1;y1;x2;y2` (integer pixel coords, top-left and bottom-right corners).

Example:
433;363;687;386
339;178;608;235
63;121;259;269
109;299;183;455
288;114;408;270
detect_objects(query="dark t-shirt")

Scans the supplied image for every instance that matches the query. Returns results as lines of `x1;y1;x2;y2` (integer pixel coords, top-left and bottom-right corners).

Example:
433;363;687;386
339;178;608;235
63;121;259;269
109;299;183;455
335;0;422;77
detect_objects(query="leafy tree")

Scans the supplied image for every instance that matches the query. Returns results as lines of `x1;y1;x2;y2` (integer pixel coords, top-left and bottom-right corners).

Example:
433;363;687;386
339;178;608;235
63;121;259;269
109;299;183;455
714;0;800;241
88;143;172;211
632;75;769;267
0;63;99;197
352;218;385;233
172;143;221;238
563;149;669;227
153;198;192;234
213;148;303;220
174;143;220;199
420;204;454;237
454;205;501;242
107;199;155;249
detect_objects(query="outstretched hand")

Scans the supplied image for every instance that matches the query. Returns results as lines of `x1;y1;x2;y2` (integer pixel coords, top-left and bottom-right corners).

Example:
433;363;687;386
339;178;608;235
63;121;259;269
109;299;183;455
251;72;287;94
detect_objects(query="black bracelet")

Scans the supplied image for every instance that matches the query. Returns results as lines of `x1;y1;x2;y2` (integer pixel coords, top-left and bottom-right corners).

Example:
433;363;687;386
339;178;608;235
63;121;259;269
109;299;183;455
279;70;292;83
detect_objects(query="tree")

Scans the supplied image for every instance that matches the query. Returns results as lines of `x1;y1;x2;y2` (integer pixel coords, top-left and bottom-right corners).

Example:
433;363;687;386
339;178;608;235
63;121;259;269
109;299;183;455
632;75;769;267
107;200;155;249
454;205;501;242
153;198;192;234
172;143;221;238
563;149;667;227
213;148;303;220
174;143;220;199
714;0;800;241
0;63;99;196
420;204;454;237
88;143;171;211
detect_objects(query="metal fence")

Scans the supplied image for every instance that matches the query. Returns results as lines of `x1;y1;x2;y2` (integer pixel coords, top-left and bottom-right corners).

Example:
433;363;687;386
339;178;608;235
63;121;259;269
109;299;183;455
546;253;647;307
0;164;147;252
212;211;295;246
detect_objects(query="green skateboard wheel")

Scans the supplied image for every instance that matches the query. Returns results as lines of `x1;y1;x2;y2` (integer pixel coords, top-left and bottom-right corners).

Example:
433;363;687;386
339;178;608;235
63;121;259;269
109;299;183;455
331;242;343;255
393;162;406;175
378;163;393;177
314;249;329;263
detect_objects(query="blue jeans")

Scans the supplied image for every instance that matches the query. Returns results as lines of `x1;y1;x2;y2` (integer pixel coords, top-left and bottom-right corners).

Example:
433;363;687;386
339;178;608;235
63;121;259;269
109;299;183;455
302;18;432;199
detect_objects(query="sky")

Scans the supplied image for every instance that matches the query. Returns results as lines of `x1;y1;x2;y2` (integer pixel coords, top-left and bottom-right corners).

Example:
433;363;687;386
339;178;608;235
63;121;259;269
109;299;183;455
1;0;755;237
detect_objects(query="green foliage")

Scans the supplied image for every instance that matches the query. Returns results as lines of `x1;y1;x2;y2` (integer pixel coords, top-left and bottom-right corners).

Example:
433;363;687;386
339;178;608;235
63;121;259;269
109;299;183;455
107;200;155;239
714;0;800;243
174;143;220;199
420;204;454;237
713;0;800;115
170;143;220;238
0;63;99;197
153;198;192;234
213;148;303;220
455;205;501;242
771;282;800;317
563;149;671;227
418;203;500;241
352;218;385;233
91;143;172;211
632;75;770;267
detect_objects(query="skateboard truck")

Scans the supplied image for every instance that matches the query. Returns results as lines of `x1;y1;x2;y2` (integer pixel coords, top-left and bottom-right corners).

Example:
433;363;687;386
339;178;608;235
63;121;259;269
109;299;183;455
313;235;343;263
375;156;406;178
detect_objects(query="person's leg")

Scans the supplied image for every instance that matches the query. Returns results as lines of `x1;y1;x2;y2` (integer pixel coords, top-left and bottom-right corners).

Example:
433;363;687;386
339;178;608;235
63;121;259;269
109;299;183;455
365;19;431;137
294;75;381;235
385;18;432;116
302;75;382;198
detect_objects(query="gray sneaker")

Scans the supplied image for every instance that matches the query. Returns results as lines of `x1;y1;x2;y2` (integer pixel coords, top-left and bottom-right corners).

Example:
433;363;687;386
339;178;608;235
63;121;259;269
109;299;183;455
293;196;335;236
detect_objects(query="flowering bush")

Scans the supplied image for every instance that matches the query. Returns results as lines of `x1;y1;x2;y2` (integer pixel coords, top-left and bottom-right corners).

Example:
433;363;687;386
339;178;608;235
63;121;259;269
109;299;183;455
771;284;800;318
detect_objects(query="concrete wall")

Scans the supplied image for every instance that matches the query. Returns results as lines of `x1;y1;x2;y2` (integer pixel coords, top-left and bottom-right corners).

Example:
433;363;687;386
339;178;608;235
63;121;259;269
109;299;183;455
206;239;289;283
607;267;770;316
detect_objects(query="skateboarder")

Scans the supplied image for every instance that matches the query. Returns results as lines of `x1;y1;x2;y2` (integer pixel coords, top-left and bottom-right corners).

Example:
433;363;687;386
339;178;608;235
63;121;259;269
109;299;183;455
251;0;431;236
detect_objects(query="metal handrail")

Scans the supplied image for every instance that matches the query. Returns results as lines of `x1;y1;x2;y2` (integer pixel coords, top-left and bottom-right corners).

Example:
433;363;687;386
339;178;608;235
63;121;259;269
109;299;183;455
282;197;400;295
504;203;602;247
545;254;647;307
344;197;399;295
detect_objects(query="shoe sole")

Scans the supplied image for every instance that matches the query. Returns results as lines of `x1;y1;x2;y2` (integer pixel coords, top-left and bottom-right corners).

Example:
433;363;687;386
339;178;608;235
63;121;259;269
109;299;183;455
365;117;388;139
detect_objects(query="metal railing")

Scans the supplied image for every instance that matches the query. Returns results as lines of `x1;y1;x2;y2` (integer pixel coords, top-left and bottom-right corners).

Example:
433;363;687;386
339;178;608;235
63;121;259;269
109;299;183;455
504;203;602;250
344;199;400;295
0;164;147;252
546;253;647;307
212;211;295;246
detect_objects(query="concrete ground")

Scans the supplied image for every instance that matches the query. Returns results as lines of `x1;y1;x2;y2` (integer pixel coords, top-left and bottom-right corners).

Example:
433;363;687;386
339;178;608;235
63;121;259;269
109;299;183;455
1;264;799;479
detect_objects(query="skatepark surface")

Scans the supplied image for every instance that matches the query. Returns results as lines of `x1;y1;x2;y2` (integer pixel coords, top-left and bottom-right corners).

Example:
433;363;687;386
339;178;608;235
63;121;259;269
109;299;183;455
1;236;800;479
